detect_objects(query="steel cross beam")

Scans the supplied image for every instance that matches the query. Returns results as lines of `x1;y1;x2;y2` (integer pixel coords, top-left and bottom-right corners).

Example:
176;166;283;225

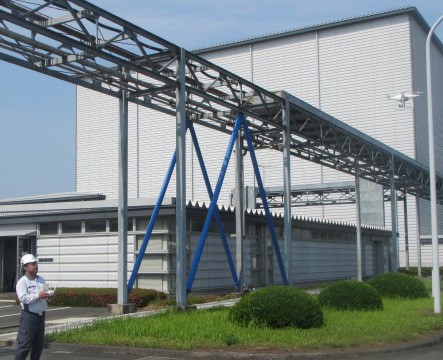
258;182;406;208
0;0;442;204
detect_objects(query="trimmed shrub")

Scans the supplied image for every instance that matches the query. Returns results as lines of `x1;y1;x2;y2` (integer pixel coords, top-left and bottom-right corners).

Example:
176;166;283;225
228;285;323;329
318;280;383;311
49;288;167;308
398;267;434;277
367;272;429;299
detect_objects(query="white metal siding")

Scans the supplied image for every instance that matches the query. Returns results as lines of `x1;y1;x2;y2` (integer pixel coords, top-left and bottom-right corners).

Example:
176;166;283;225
75;13;443;269
37;234;134;288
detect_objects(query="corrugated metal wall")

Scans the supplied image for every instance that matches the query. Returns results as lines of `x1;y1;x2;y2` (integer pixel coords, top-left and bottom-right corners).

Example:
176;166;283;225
75;13;443;267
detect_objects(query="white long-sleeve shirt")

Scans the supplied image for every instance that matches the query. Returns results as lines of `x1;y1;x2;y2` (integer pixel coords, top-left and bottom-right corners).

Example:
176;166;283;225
16;275;48;314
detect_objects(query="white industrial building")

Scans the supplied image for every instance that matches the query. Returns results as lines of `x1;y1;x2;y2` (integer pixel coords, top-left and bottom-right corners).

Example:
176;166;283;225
0;6;442;293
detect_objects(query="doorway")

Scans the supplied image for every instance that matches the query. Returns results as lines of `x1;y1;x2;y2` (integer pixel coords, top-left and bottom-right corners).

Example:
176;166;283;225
0;236;36;292
372;240;385;275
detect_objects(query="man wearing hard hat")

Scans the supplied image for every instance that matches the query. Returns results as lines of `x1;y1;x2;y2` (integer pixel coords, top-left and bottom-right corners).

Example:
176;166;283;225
15;254;53;360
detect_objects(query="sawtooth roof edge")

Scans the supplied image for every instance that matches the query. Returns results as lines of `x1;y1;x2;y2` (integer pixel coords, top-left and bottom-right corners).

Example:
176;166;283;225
0;198;389;232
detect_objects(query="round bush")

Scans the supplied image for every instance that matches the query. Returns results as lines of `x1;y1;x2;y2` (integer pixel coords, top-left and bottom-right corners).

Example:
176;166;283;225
367;272;429;299
228;285;323;329
318;280;383;311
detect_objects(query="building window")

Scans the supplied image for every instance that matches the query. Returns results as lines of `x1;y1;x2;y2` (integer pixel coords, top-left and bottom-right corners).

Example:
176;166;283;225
61;221;82;234
39;222;58;236
85;220;106;233
110;218;133;232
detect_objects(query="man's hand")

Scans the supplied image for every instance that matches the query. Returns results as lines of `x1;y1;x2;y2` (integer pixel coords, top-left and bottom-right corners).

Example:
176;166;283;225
38;291;48;299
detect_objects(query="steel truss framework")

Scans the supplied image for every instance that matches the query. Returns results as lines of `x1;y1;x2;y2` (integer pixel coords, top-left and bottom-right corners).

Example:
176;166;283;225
1;0;442;303
0;0;441;202
259;181;407;208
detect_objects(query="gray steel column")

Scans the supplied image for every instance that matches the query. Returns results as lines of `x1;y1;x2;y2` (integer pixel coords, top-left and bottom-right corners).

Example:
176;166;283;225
415;196;422;277
176;48;187;307
16;236;20;283
235;133;245;291
426;15;443;314
263;226;268;286
282;98;292;285
355;170;363;282
118;88;129;305
403;195;409;270
390;156;398;272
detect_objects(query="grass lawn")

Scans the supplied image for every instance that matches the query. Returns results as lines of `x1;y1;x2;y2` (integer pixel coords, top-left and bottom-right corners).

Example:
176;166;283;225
46;293;443;351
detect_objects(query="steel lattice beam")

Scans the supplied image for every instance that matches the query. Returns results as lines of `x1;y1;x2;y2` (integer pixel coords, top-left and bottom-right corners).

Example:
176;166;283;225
257;181;406;208
0;0;442;203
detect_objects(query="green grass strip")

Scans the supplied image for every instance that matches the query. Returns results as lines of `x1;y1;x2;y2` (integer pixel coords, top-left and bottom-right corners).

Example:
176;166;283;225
47;296;443;351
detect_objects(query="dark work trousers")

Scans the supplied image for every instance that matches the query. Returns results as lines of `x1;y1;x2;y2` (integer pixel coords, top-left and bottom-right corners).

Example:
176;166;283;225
15;311;45;360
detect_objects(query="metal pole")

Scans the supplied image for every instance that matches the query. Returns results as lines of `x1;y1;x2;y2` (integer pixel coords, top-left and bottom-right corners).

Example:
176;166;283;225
235;132;245;291
16;236;20;283
426;15;443;314
403;195;409;270
415;196;422;277
283;98;293;285
118;88;129;305
176;48;187;308
355;170;363;282
390;156;398;272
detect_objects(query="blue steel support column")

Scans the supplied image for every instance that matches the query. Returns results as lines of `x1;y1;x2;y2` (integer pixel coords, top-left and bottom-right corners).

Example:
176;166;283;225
415;196;422;277
355;168;363;282
188;122;240;291
282;97;292;285
176;48;187;307
390;155;398;272
235;130;245;291
404;195;409;270
242;119;288;285
186;114;243;292
127;151;177;292
118;88;129;305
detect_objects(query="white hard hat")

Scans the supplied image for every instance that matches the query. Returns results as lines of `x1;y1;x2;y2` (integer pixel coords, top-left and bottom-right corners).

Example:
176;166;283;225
21;254;37;266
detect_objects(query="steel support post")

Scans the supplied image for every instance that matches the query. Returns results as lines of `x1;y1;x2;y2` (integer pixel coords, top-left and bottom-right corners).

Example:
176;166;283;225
403;195;409;270
282;98;292;285
16;236;20;283
355;170;363;281
175;48;187;308
118;88;129;305
426;15;443;314
415;196;422;277
390;156;398;272
235;132;245;291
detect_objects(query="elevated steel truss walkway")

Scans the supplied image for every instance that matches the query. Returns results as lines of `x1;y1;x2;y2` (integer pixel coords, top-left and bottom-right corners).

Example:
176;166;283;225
0;0;441;306
258;181;406;208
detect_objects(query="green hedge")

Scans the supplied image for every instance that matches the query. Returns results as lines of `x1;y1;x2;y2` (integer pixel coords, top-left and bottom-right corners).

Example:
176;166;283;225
367;273;429;299
49;288;167;308
229;285;323;329
318;280;383;311
398;267;435;277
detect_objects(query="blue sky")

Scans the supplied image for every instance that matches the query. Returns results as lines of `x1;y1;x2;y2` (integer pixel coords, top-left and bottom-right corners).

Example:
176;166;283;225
0;0;442;199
